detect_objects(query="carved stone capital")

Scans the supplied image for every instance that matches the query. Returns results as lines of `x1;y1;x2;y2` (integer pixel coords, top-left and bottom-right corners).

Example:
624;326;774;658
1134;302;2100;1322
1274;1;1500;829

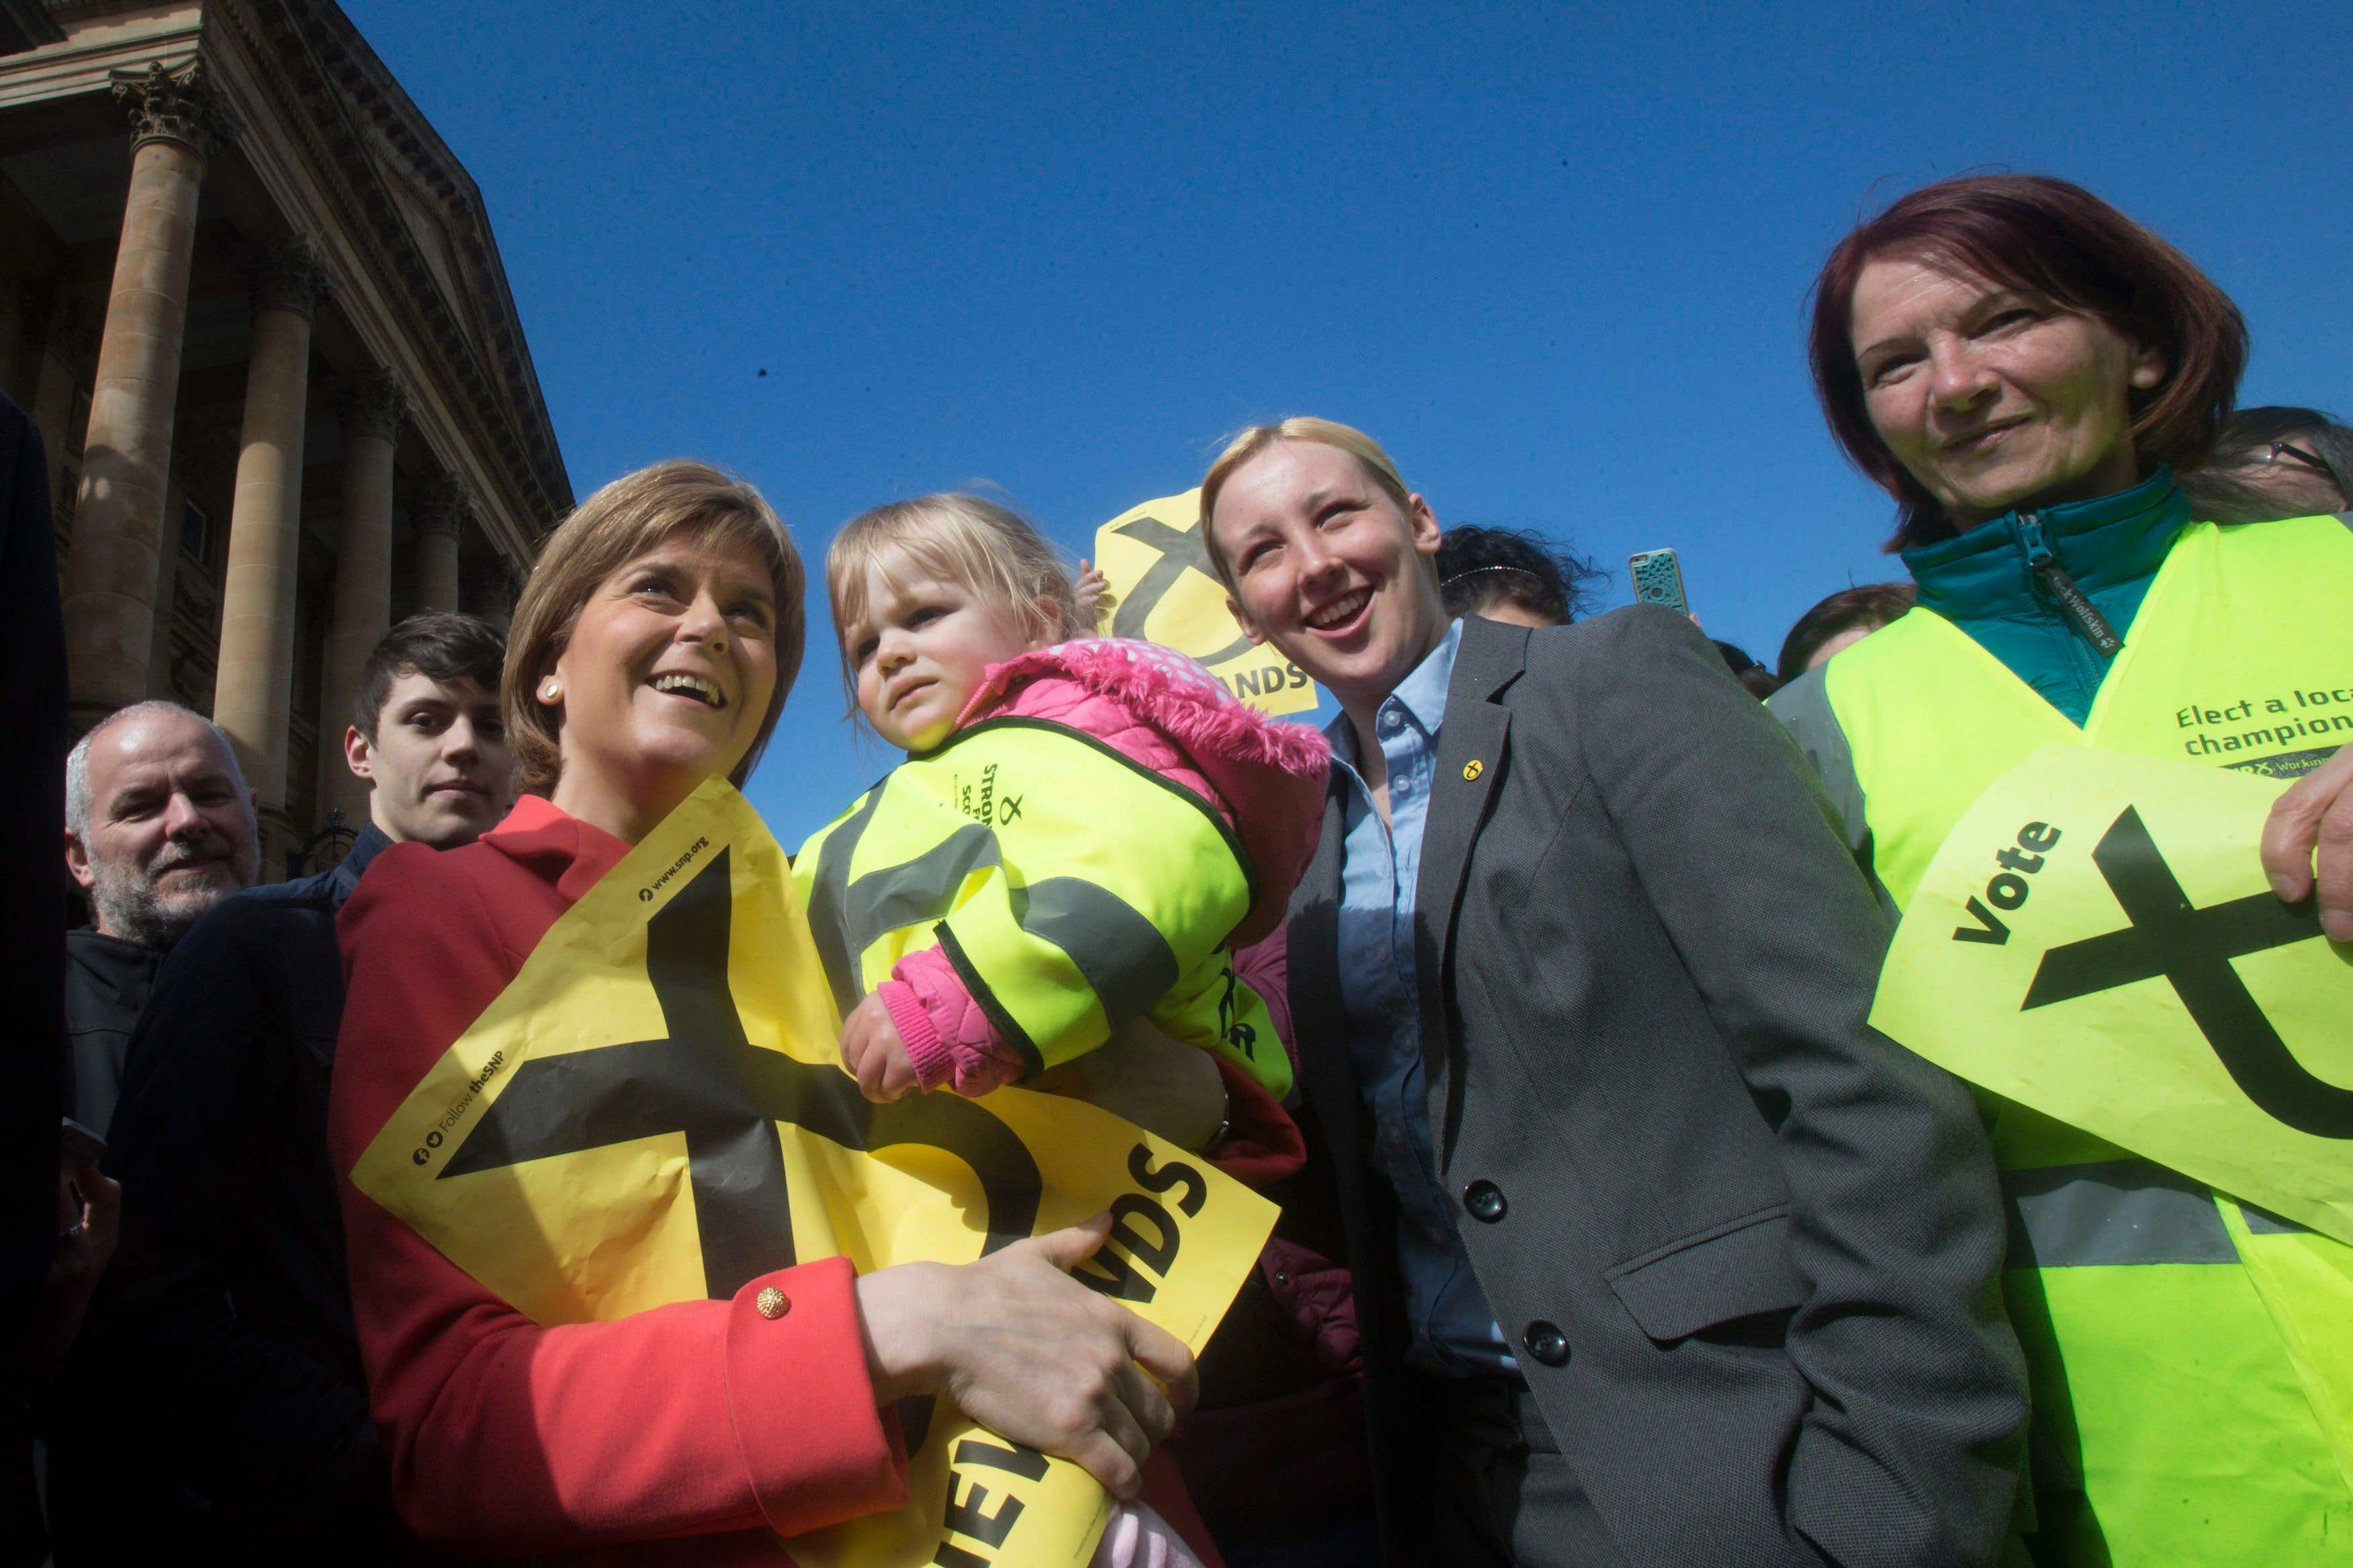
341;370;409;442
110;59;239;159
251;238;331;320
413;479;469;540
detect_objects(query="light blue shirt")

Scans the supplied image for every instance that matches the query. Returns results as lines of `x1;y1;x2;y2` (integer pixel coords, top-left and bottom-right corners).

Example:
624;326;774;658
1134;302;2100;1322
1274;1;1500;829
1329;620;1517;1376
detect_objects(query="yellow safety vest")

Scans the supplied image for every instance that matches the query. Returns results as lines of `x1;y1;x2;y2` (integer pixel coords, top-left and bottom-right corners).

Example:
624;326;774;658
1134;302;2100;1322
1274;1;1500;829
793;716;1291;1100
1780;513;2353;1565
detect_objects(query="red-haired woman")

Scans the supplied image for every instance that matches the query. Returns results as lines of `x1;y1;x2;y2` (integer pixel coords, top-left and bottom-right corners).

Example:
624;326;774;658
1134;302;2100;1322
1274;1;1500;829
1773;175;2353;1565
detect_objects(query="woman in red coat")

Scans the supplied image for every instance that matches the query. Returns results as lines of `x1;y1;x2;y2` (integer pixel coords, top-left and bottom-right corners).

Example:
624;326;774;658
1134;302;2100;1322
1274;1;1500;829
331;460;1203;1560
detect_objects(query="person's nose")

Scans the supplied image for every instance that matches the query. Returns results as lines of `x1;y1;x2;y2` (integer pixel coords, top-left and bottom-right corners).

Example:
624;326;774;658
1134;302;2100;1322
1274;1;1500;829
1927;336;1998;415
158;790;208;841
676;585;730;653
1293;531;1343;590
874;624;916;676
442;716;482;763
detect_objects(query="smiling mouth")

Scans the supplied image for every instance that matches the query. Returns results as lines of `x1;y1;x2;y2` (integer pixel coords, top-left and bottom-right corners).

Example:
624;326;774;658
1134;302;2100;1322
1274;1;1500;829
1305;588;1372;632
651;672;727;708
1942;420;2024;454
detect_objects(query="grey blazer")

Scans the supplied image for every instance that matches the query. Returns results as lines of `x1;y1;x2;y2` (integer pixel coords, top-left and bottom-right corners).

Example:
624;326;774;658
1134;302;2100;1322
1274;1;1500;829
1288;608;2026;1568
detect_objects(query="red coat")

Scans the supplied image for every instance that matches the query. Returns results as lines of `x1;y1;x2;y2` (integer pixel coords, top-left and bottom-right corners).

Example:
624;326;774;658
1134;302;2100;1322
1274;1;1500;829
331;795;906;1558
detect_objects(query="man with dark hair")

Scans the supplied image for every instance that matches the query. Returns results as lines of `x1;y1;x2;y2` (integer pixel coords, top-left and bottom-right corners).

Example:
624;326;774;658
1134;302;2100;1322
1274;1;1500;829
51;613;509;1562
1436;524;1605;628
1773;583;1917;686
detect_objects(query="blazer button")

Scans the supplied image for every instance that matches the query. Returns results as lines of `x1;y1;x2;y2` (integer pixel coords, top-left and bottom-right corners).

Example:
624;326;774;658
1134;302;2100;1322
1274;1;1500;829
755;1286;791;1320
1523;1321;1570;1367
1462;1180;1507;1223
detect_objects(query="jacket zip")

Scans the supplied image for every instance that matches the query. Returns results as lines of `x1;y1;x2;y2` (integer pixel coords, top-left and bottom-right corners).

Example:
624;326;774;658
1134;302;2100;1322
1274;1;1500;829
2017;512;2124;658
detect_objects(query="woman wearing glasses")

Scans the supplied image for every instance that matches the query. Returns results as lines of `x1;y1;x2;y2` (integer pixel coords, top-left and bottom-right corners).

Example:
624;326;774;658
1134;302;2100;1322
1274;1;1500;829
2182;405;2353;522
1772;175;2353;1566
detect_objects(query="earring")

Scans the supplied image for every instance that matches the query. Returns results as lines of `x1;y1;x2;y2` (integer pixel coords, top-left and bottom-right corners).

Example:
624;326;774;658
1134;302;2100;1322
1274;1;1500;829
540;679;561;702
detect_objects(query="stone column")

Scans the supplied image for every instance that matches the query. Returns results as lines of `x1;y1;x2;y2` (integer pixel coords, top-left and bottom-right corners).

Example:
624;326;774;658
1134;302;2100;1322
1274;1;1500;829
413;480;464;613
317;370;407;824
61;60;236;730
212;239;327;847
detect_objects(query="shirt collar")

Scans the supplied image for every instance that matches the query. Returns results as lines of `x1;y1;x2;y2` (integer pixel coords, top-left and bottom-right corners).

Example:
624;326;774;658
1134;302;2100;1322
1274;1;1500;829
1328;618;1465;766
333;823;394;903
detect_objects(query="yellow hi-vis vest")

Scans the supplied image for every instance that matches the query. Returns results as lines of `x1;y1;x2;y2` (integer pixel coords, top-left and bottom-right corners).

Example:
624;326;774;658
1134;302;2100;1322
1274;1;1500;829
1777;513;2353;1565
793;716;1291;1100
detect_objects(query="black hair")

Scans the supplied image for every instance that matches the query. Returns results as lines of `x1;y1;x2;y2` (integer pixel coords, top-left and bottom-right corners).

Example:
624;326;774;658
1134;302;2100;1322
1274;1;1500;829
1775;583;1918;684
2178;406;2353;525
1435;524;1606;626
1713;639;1781;701
354;612;508;740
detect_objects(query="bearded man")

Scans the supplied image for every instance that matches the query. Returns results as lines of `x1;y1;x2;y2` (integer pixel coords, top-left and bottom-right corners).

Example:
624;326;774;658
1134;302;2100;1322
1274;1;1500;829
61;702;260;1132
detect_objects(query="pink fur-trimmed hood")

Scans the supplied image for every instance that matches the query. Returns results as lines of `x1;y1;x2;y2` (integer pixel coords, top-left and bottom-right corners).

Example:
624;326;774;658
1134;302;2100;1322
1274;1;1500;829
958;638;1330;946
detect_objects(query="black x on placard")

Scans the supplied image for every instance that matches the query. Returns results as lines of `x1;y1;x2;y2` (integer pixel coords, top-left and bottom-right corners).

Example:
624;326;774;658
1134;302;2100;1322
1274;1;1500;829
441;845;1045;1299
1108;513;1255;666
2024;805;2353;1139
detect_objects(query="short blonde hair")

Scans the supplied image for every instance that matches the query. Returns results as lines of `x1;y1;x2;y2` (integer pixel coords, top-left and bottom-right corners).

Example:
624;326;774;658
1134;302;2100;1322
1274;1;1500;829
1197;417;1416;589
504;460;806;797
826;493;1082;702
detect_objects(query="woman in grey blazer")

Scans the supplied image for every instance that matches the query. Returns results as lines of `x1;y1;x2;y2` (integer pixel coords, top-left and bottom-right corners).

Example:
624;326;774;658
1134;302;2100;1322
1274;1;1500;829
1197;417;2027;1568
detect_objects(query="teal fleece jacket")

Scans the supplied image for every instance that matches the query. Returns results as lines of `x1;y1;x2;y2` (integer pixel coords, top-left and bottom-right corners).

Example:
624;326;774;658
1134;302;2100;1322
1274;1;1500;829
1900;467;2190;726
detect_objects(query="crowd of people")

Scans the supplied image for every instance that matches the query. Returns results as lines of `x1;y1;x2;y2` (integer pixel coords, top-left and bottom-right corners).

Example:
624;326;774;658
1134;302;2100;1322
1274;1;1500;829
7;171;2351;1568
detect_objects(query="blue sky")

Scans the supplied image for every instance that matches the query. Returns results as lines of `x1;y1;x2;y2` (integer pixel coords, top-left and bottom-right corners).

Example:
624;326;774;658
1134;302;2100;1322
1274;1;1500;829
347;0;2352;848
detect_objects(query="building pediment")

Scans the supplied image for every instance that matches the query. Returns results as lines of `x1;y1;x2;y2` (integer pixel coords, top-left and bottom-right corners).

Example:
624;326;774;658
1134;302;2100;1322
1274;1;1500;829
212;0;572;537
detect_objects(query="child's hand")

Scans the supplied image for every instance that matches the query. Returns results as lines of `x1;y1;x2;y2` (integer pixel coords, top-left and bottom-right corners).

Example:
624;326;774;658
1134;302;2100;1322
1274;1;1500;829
841;993;921;1102
1074;558;1114;630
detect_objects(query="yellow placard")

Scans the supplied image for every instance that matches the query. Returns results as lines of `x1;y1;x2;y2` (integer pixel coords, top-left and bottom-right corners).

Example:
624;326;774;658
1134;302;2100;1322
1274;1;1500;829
351;778;1276;1567
1870;747;2353;1243
1092;487;1320;716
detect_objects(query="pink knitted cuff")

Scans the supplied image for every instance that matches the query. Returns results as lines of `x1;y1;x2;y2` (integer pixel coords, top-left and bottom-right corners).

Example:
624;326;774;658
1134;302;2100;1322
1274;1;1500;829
879;981;954;1092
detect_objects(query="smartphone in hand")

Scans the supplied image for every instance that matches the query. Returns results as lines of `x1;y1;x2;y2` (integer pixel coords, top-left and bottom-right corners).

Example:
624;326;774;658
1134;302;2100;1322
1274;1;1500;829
60;1117;105;1173
1628;548;1689;616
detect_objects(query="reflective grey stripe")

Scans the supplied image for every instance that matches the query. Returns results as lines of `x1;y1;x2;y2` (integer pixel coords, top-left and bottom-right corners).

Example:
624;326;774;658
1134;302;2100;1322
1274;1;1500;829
1011;878;1178;1032
846;822;1002;950
2003;1160;2239;1267
2238;1202;2313;1236
805;786;887;1014
1767;668;1896;919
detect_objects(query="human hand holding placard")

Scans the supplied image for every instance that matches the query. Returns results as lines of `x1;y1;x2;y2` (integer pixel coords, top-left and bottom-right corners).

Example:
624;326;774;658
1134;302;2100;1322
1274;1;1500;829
351;780;1275;1567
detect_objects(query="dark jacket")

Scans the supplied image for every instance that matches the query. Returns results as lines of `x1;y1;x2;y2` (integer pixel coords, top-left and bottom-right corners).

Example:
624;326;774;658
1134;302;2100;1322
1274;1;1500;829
50;829;422;1562
1289;609;2027;1568
62;928;162;1135
1;388;65;1567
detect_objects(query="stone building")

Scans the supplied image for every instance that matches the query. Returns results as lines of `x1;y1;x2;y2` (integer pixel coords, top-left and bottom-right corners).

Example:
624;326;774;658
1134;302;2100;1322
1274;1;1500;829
0;0;570;872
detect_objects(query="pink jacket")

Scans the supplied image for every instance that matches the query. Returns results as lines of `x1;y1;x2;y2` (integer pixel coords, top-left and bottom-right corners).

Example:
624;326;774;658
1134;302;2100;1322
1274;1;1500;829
877;639;1330;1101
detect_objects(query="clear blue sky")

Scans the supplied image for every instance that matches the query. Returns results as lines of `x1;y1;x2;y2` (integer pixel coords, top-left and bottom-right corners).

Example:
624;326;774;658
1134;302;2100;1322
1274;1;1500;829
346;0;2352;849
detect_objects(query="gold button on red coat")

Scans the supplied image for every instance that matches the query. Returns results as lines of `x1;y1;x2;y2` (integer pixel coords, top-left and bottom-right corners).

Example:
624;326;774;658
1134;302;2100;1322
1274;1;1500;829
755;1286;790;1319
